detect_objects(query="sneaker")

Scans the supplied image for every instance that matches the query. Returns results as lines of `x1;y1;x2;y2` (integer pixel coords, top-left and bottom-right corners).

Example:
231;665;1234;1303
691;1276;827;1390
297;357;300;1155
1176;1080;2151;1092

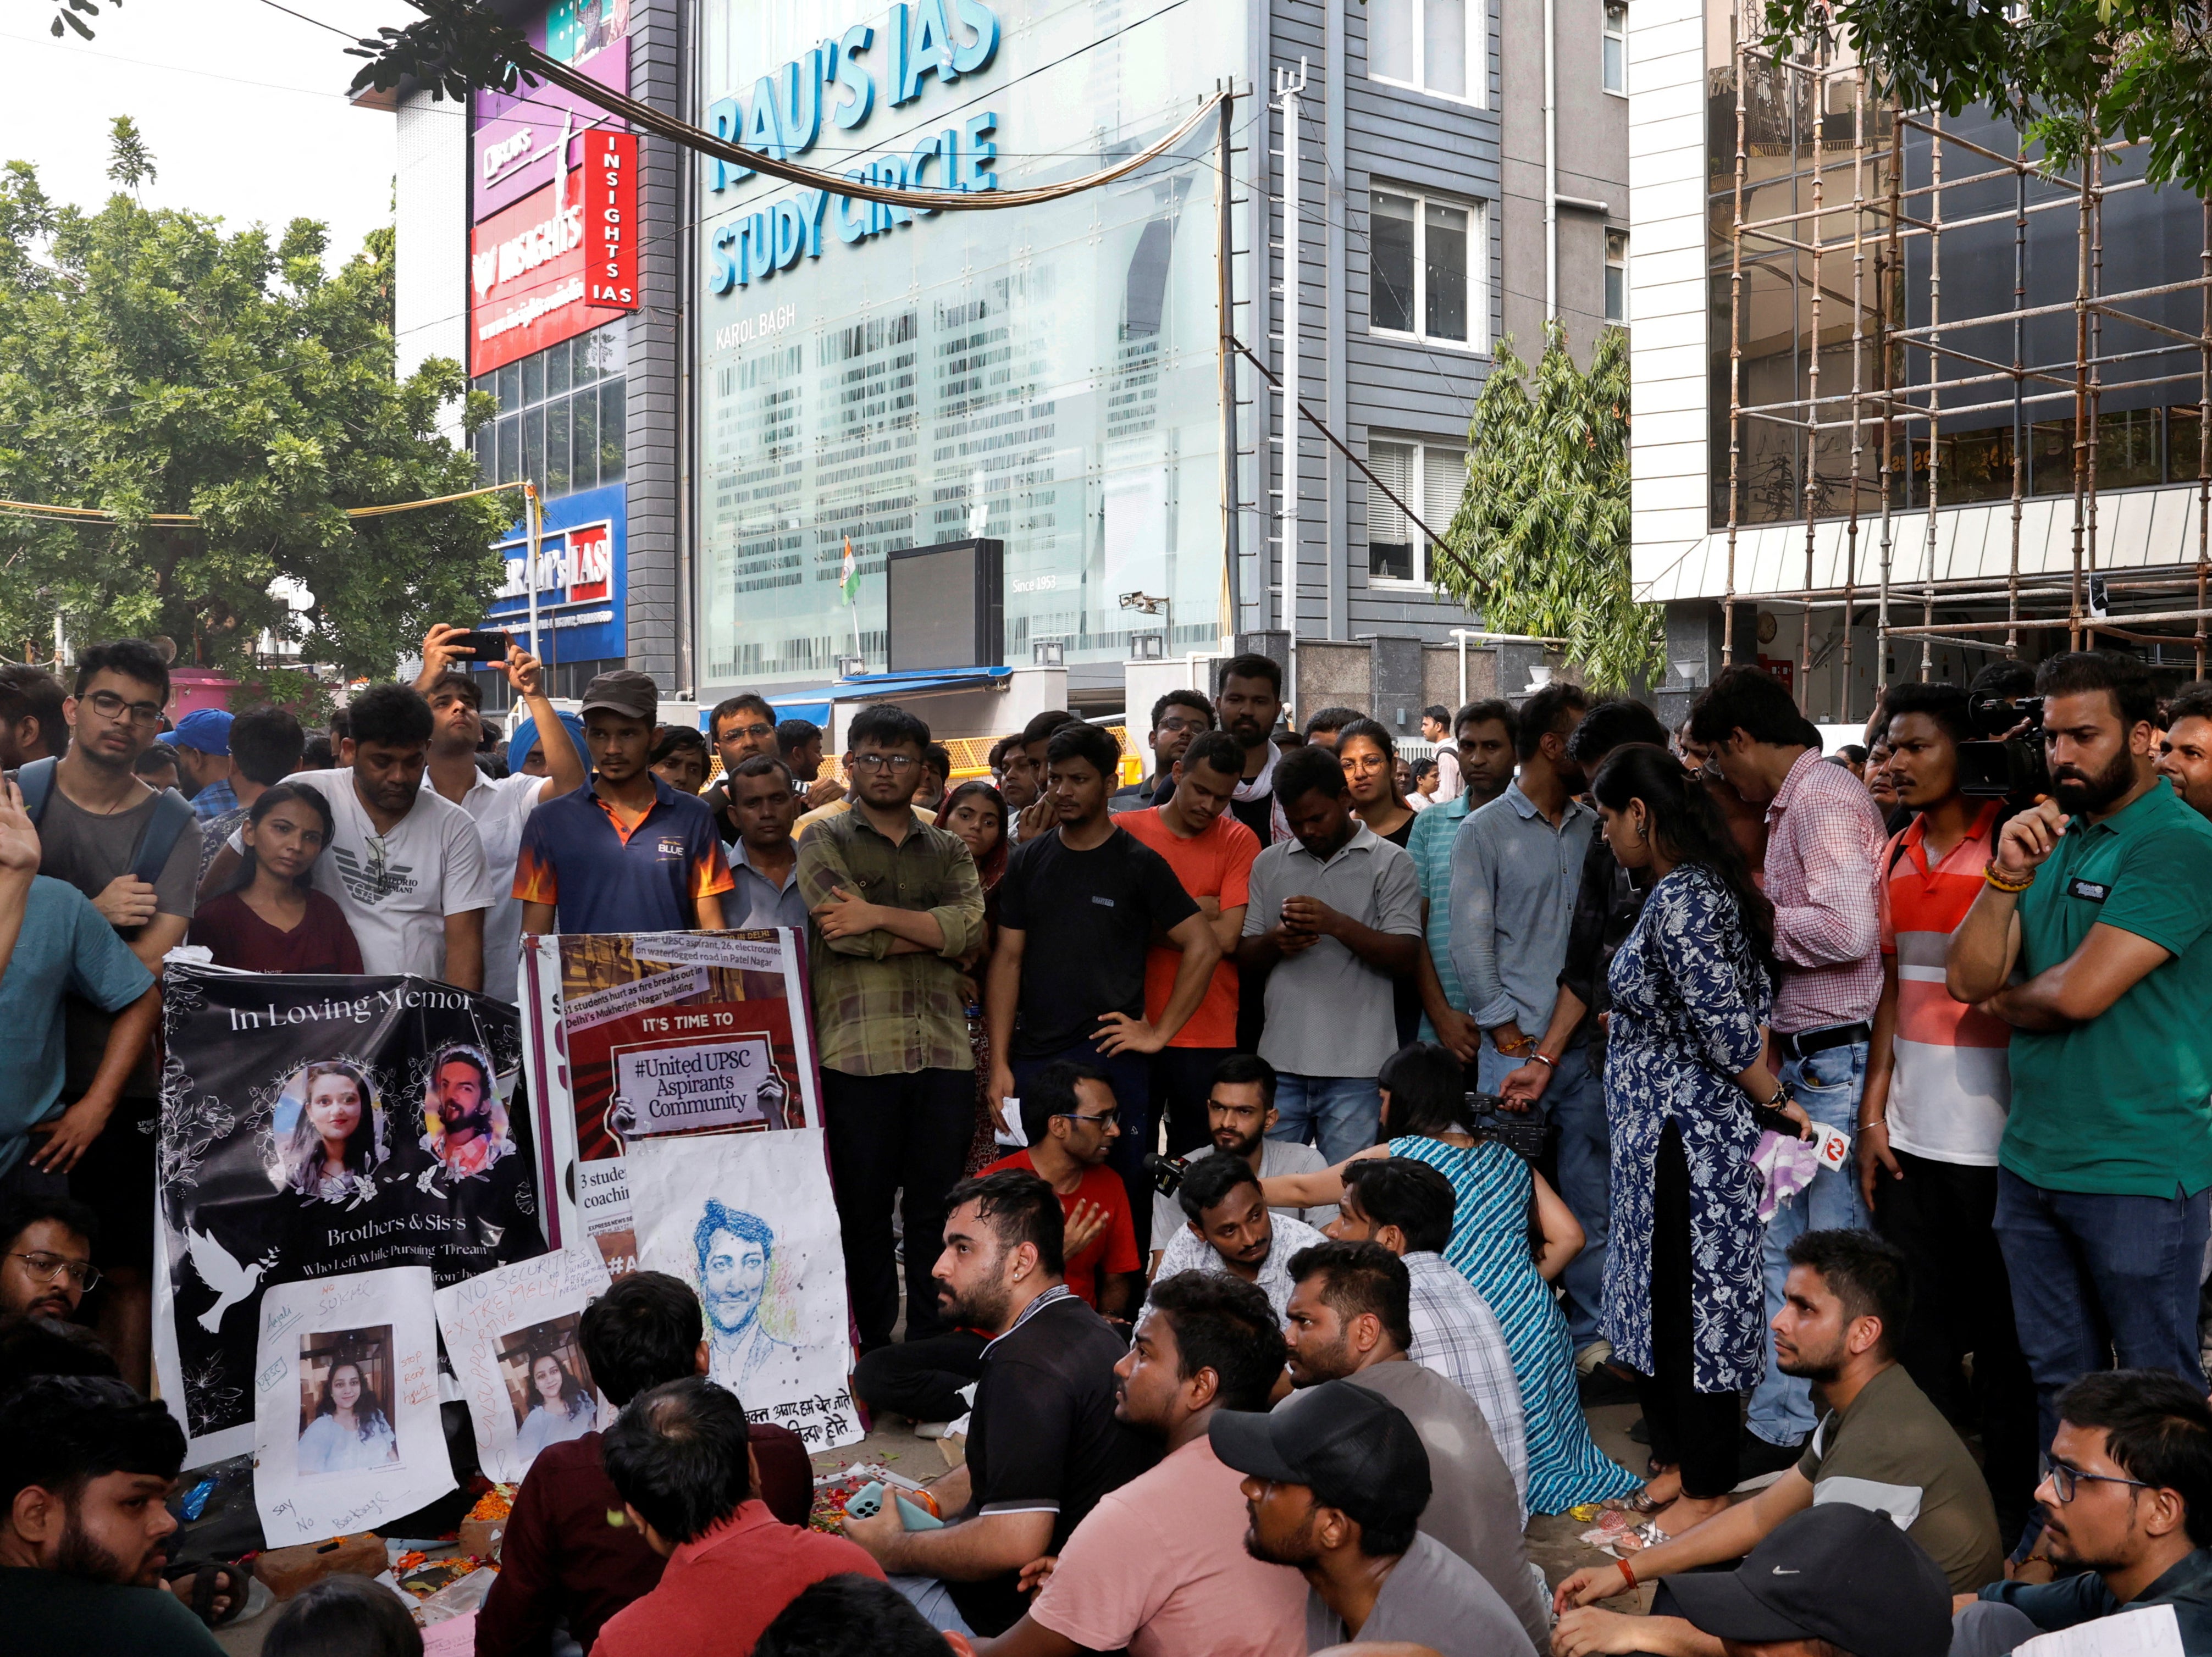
1574;1339;1616;1377
1736;1427;1807;1485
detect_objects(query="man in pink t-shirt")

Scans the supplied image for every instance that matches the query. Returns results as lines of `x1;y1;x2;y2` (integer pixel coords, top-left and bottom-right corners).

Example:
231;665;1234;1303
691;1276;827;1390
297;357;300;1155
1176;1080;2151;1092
961;1270;1305;1657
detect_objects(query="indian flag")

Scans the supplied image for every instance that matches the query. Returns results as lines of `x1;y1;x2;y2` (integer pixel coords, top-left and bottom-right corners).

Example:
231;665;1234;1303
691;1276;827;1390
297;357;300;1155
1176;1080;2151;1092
840;537;859;604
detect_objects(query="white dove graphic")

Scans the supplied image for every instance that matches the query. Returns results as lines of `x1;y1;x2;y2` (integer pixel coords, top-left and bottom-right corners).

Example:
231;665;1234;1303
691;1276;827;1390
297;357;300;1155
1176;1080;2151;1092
186;1227;268;1332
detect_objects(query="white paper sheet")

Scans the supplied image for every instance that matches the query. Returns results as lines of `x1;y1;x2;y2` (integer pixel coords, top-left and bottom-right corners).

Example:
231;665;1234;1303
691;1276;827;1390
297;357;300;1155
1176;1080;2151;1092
434;1248;614;1483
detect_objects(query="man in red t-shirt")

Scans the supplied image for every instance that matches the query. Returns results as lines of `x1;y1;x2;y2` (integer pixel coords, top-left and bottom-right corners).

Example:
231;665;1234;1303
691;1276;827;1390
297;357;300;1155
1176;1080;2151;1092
1118;731;1262;1158
983;1061;1142;1317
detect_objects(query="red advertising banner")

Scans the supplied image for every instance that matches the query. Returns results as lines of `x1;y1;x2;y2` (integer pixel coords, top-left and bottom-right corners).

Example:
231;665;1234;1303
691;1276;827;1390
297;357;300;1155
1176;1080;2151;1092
469;130;639;377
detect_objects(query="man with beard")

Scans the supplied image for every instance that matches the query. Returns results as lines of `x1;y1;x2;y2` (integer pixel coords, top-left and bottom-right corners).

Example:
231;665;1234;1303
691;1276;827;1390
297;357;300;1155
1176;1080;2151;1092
1949;650;2212;1449
1147;1055;1335;1261
1552;1228;2003;1652
2157;685;2212;822
840;1170;1153;1638
690;1200;804;1394
424;1047;513;1179
1110;691;1214;814
958;1272;1307;1657
0;1198;100;1323
1956;1371;2212;1657
1277;1240;1547;1645
0;1374;224;1653
1146;1152;1325;1323
1405;699;1518;1065
1213;653;1288;847
1210;1377;1536;1657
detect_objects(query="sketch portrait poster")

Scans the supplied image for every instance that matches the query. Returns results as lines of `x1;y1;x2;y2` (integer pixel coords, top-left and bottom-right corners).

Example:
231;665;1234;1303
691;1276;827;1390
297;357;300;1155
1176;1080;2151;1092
252;1265;452;1548
154;965;549;1466
628;1129;859;1449
519;929;822;1273
435;1248;613;1483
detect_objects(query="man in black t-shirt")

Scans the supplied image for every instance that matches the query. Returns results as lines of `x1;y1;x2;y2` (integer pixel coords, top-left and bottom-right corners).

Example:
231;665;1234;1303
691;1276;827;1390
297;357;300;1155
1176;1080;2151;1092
840;1170;1155;1637
985;723;1220;1246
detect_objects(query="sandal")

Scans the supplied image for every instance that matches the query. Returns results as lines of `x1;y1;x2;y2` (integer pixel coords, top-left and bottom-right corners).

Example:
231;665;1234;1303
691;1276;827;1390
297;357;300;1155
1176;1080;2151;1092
164;1560;250;1629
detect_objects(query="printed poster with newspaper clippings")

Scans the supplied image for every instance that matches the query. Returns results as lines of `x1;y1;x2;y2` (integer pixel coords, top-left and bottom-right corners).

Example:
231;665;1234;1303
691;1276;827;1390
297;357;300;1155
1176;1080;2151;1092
519;929;823;1274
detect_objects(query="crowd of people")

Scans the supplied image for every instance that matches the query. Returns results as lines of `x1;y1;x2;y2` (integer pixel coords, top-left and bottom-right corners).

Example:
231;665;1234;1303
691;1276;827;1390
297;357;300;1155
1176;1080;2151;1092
8;635;2212;1657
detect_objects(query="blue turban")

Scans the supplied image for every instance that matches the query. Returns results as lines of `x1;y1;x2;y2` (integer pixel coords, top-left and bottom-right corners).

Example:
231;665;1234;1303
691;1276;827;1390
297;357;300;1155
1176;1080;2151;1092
507;710;590;778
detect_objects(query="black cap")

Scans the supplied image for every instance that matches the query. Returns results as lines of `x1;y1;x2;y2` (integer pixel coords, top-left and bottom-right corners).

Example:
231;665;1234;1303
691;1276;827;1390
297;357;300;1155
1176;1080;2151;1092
579;669;659;722
1665;1503;1952;1657
1208;1380;1430;1529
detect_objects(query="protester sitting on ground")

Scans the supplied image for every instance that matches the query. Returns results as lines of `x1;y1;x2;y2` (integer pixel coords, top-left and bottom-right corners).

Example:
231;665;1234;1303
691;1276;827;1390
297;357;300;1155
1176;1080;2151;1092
1555;1503;1956;1657
1325;1157;1527;1512
0;1374;225;1654
1147;1054;1336;1260
980;1062;1141;1317
755;1573;958;1657
963;1271;1307;1657
1262;1041;1636;1512
648;725;710;795
1212;1377;1539;1657
1148;1151;1325;1321
840;1170;1155;1638
188;783;364;974
0;1195;101;1323
1955;1372;2212;1657
261;1573;422;1657
1280;1241;1550;1647
477;1270;814;1657
593;1376;882;1657
1554;1228;2005;1633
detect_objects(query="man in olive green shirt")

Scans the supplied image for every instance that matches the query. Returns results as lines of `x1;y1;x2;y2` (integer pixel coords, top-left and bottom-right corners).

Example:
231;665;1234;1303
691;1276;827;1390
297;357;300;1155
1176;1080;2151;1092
1948;651;2212;1456
795;703;985;1356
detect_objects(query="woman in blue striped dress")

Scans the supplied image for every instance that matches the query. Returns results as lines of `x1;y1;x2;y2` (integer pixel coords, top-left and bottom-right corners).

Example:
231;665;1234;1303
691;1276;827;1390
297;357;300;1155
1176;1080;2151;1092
1262;1042;1641;1512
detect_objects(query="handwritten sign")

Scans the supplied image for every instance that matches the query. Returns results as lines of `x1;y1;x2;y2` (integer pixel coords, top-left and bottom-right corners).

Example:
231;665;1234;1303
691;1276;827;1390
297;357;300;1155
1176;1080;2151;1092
435;1248;613;1483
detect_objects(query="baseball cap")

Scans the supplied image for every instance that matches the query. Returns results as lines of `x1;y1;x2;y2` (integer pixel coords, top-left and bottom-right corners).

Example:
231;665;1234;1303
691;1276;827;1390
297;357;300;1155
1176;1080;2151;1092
170;708;234;755
1208;1379;1430;1530
1664;1503;1952;1657
579;669;659;723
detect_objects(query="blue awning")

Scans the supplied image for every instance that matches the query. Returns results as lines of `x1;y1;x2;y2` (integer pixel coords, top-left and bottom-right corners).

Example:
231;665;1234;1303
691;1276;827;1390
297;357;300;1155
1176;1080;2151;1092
827;667;1013;699
768;696;833;726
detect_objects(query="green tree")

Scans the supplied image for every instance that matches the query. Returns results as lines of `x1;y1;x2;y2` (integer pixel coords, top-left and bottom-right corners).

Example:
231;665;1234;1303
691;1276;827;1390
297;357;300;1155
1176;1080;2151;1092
0;126;510;680
1433;323;1658;692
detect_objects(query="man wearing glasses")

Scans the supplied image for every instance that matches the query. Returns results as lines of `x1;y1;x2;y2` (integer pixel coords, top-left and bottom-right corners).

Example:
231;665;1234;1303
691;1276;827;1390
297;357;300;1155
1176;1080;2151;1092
705;694;841;838
0;1195;103;1322
1109;691;1214;814
4;639;197;1390
797;704;986;1356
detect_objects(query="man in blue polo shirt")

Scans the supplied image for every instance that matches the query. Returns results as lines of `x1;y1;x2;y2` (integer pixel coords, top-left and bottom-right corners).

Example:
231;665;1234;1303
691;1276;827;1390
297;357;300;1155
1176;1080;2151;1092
515;670;734;935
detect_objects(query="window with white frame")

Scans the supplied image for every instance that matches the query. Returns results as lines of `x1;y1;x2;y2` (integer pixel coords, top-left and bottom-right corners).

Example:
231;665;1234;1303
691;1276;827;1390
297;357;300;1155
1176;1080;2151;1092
1367;439;1467;583
1367;0;1483;103
1602;1;1627;93
1605;227;1628;323
1370;189;1484;348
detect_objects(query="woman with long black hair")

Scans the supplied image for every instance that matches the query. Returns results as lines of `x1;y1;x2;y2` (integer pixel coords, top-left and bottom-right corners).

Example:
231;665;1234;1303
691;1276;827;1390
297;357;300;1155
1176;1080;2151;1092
1586;742;1806;1538
189;783;363;975
513;1348;596;1461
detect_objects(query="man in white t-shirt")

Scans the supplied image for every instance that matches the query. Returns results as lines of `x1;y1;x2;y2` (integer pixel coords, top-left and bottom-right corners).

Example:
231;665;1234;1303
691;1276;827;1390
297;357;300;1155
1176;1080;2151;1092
412;626;585;1002
206;684;493;987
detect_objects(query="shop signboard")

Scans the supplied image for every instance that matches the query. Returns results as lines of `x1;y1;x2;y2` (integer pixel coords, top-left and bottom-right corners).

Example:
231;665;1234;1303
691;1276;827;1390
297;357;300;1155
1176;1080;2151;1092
472;36;631;222
470;128;639;377
485;480;628;664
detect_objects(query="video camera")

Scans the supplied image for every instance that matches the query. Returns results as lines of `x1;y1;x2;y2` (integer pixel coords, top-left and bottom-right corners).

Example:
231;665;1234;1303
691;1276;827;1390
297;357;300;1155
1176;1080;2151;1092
1955;694;2049;804
1143;1152;1191;1198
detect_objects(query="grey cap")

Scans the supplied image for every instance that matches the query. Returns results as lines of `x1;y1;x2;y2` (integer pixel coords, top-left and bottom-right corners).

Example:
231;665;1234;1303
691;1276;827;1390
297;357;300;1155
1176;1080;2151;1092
579;669;659;722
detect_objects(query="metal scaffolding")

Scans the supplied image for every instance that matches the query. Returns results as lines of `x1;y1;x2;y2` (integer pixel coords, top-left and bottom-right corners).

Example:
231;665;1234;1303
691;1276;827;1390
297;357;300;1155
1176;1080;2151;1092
1717;7;2212;721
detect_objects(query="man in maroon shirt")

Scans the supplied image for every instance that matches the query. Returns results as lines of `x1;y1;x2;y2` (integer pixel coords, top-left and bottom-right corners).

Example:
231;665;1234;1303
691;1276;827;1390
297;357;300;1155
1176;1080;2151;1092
474;1272;814;1657
594;1377;881;1657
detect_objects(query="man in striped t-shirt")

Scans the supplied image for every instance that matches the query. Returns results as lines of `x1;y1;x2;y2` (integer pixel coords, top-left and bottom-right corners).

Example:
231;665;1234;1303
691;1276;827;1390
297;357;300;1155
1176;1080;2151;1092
1858;681;2036;1542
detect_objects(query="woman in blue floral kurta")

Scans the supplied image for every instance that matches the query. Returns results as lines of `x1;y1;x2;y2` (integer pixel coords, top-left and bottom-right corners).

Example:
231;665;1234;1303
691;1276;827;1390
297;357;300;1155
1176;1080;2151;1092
1592;744;1796;1529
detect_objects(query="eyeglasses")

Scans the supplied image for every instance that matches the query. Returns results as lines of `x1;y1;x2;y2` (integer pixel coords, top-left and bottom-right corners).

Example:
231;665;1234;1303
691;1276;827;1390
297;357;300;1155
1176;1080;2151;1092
721;722;774;742
10;1251;102;1291
1054;1111;1120;1128
1156;716;1210;734
850;753;917;772
84;690;164;728
2047;1461;2155;1504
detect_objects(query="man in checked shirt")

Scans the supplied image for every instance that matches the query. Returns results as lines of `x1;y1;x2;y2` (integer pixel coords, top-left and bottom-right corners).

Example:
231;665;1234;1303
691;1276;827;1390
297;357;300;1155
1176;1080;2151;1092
1690;665;1887;1477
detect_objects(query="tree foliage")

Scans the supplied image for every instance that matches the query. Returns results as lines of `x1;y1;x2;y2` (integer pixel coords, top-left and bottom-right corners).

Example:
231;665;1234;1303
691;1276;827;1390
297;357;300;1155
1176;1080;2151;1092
0;127;511;680
1433;323;1659;692
1760;0;2212;195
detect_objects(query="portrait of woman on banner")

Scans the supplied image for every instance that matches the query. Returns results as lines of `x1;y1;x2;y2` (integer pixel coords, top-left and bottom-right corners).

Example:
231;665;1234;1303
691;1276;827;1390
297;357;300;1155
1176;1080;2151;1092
272;1060;387;1210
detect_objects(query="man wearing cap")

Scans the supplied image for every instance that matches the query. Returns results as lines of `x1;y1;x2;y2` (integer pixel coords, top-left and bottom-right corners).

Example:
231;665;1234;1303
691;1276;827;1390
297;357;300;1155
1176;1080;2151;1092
1210;1378;1539;1657
167;711;236;821
516;670;734;936
1553;1503;1955;1657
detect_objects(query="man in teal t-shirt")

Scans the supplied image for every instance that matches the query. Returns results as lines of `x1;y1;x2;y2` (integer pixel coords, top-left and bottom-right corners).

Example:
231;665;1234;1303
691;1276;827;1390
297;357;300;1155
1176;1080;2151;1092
1947;651;2212;1457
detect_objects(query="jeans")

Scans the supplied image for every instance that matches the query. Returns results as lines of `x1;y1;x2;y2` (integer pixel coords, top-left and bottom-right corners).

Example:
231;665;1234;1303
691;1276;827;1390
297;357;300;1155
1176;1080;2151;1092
821;1067;978;1351
1950;1600;2041;1657
888;1575;975;1637
1748;1037;1870;1447
1993;1166;2211;1455
1267;1073;1383;1165
1010;1039;1155;1253
1151;1046;1236;1157
1475;1037;1611;1350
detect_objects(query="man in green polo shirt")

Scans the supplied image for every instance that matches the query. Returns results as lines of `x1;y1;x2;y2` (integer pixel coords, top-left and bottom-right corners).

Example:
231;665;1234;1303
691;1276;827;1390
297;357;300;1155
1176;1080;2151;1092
1947;650;2212;1460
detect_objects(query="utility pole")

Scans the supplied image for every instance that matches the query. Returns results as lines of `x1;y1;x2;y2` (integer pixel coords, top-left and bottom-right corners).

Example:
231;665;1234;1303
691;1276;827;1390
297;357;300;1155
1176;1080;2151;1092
1275;58;1309;639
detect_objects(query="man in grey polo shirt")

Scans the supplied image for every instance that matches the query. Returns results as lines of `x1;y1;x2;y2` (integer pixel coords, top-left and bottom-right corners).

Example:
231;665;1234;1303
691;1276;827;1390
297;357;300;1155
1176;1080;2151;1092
1447;680;1608;1356
1237;746;1423;1162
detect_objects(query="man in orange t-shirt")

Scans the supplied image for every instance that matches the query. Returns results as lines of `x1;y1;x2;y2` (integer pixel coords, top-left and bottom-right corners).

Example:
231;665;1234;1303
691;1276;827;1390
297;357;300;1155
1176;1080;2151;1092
981;1061;1142;1318
1118;731;1262;1158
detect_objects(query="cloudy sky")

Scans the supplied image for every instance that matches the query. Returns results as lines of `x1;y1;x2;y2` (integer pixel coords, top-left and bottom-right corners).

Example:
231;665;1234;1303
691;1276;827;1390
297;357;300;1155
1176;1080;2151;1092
0;0;433;264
